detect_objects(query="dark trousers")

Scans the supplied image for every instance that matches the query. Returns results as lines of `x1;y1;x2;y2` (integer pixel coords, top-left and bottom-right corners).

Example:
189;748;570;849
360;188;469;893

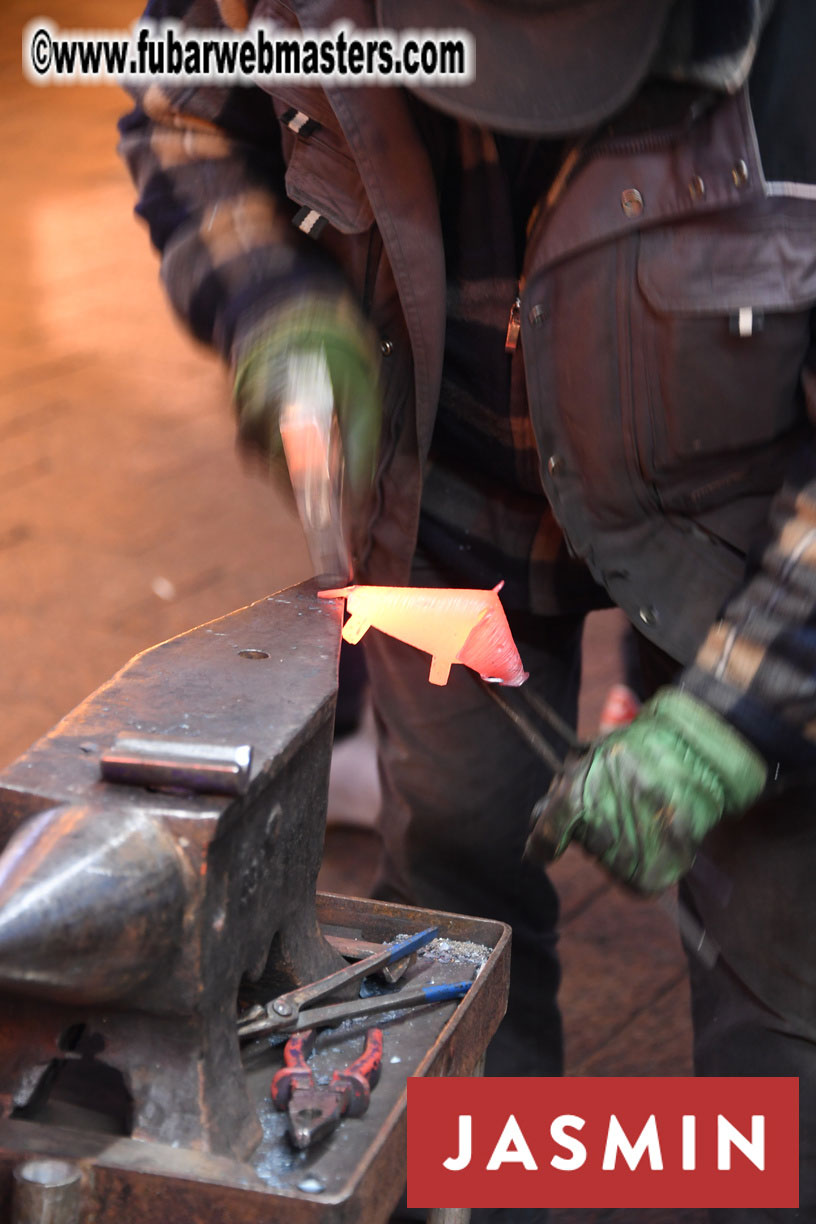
365;608;816;1223
682;779;816;1222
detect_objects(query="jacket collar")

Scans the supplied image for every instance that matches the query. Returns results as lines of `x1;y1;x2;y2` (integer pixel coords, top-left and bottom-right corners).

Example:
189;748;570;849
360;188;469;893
525;86;767;274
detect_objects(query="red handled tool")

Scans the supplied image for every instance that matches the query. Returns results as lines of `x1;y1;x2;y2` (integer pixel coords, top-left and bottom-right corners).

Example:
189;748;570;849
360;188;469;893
271;1027;384;1148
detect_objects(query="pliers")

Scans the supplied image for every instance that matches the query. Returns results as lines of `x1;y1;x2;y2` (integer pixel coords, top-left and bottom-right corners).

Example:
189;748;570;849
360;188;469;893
271;1027;383;1148
237;926;473;1040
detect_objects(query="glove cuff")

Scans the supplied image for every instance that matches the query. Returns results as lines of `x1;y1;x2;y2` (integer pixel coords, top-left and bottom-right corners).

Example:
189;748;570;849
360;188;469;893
233;292;378;385
646;687;767;813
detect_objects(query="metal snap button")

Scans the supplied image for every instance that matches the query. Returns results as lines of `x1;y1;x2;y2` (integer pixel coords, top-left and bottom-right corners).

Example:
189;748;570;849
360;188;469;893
688;174;706;201
380;338;393;356
621;188;644;218
547;454;564;477
732;159;749;188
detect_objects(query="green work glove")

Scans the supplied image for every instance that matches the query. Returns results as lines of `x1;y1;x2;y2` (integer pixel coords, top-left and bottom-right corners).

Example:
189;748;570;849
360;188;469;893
233;292;382;499
525;688;767;894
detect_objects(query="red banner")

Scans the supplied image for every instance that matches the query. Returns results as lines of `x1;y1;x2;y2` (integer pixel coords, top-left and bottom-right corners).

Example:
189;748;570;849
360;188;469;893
407;1077;799;1209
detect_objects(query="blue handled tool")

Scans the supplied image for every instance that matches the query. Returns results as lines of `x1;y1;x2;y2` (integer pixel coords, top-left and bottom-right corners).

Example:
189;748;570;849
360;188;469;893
237;927;471;1038
257;979;473;1035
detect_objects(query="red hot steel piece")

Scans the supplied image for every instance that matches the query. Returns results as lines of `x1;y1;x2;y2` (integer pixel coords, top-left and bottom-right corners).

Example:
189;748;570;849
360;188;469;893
317;583;528;687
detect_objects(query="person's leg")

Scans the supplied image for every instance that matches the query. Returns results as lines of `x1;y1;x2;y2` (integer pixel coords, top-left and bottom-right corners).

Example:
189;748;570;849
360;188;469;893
365;605;583;1081
334;639;369;739
632;635;815;1220
682;777;816;1223
367;608;582;1224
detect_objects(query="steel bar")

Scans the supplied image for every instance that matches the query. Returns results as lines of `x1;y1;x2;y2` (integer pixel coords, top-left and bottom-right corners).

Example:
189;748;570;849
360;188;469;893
100;735;253;797
518;684;588;753
12;1159;82;1224
479;679;566;774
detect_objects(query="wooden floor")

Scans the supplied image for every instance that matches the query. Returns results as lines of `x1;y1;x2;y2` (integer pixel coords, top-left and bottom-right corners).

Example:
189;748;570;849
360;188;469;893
2;6;702;1219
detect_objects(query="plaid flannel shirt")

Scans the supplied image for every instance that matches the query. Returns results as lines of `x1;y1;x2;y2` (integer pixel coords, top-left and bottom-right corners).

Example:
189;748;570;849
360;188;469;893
118;0;340;363
409;103;611;615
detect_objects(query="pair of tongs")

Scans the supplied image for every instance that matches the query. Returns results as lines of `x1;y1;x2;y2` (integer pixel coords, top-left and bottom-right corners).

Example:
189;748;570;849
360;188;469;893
481;678;721;970
237;927;473;1040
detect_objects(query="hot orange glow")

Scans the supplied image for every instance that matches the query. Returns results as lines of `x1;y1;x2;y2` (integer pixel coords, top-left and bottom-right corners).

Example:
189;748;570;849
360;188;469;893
317;582;528;687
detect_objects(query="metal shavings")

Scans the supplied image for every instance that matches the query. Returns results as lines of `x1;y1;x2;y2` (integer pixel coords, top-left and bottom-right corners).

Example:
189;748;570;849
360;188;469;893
394;934;491;967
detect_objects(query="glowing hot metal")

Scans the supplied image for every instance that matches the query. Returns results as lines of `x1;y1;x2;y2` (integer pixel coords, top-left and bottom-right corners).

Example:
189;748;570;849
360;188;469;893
317;582;528;687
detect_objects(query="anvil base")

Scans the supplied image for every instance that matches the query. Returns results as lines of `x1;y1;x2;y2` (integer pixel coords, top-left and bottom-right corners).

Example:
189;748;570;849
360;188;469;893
0;895;509;1224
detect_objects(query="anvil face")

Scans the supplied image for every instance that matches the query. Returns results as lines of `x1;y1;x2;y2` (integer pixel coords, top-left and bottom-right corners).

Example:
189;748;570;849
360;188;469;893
0;581;345;1160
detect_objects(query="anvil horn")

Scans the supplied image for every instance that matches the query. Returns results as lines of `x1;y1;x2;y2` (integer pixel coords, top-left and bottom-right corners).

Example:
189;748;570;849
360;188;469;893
0;804;187;1004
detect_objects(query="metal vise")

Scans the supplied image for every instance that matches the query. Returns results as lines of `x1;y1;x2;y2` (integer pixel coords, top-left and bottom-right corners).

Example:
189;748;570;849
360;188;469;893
0;581;346;1161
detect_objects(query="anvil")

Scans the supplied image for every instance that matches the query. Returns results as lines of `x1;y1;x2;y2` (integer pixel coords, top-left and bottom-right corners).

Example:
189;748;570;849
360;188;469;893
0;581;346;1161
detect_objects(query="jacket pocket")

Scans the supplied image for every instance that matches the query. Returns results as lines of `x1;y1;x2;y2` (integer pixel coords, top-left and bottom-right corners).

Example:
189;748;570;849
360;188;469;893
634;212;816;475
284;114;374;235
264;83;374;236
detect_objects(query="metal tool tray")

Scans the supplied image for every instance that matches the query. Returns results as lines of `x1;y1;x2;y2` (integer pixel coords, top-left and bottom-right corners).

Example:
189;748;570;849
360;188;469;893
0;893;510;1224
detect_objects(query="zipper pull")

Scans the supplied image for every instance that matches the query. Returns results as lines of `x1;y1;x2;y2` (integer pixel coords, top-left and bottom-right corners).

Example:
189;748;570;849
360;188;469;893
504;295;522;353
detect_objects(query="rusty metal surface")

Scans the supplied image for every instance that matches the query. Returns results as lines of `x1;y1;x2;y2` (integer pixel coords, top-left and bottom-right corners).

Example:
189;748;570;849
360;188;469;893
0;895;510;1224
0;579;342;835
0;580;510;1222
0;582;347;1161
